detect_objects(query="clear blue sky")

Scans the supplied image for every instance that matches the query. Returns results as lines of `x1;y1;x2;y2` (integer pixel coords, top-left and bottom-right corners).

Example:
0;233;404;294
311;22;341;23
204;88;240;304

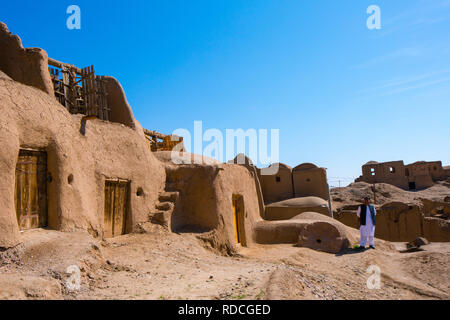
1;0;449;186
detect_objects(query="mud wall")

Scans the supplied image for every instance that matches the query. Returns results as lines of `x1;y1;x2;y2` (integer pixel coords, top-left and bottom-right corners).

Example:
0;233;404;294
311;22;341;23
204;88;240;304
423;218;450;242
375;202;423;242
292;164;329;200
258;164;293;204
103;76;137;128
0;23;53;95
164;162;263;253
0;71;165;248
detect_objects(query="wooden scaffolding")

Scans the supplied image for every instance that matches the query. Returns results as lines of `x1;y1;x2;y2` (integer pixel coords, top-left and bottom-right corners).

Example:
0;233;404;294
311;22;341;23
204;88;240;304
48;58;110;120
143;129;185;152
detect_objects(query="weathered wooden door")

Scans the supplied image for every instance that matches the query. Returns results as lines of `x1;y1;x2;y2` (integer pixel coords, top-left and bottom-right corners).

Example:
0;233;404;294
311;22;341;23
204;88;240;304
15;150;47;230
104;179;129;238
232;195;246;246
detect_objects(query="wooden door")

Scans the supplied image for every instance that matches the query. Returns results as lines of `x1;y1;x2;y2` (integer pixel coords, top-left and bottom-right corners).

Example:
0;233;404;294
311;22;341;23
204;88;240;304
232;195;246;246
104;179;129;238
15;150;47;230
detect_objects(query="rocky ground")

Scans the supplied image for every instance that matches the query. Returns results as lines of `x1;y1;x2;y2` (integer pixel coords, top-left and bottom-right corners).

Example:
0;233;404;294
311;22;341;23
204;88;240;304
0;227;448;300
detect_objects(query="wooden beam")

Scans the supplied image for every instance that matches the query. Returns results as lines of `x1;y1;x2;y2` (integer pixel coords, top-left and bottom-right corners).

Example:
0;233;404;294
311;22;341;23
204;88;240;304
48;57;82;74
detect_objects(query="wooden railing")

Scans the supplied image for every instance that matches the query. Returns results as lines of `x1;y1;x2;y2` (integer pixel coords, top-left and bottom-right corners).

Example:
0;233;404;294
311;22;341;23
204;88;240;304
143;129;185;152
48;58;109;120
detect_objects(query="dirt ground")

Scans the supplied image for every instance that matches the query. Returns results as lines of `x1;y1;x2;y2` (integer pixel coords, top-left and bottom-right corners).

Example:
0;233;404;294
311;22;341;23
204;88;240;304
0;227;448;300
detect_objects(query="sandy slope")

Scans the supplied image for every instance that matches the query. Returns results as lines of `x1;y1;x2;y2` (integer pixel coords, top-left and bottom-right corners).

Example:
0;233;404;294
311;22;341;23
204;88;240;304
0;227;448;300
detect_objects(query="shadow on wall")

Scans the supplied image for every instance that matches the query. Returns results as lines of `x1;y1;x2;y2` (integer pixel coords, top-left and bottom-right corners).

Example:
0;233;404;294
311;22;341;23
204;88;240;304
165;166;220;233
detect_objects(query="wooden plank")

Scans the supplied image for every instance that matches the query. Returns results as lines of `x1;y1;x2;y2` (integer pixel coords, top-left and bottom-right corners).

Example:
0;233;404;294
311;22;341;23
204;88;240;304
104;180;114;238
15;151;46;231
37;152;48;227
104;179;129;238
232;196;247;246
61;66;70;111
233;199;240;243
113;181;127;237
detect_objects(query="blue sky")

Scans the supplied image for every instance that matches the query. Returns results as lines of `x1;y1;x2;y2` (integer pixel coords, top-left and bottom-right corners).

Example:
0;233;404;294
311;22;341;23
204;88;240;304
1;0;450;186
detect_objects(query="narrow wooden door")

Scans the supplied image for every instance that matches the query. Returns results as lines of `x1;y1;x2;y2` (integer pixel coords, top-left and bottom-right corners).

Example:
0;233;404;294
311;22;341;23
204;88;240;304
232;195;246;246
104;179;129;238
15;150;47;230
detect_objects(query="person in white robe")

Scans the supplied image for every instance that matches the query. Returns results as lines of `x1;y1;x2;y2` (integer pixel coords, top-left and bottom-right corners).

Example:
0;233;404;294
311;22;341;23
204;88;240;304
356;196;376;249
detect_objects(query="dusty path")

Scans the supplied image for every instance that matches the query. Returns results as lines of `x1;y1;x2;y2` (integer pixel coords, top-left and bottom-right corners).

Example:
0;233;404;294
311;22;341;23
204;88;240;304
0;228;448;300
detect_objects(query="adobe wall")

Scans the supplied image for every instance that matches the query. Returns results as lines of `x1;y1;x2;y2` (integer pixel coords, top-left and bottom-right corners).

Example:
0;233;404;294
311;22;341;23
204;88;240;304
334;207;360;230
358;160;448;190
162;160;264;254
407;161;446;181
0;70;166;248
360;161;409;189
375;202;423;242
103;76;137;128
0;23;53;95
257;164;293;204
423;218;450;242
292;163;329;200
413;175;435;189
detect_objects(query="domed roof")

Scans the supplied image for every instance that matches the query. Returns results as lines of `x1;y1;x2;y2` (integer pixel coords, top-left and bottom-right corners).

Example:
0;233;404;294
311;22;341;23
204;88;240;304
293;163;318;172
265;162;292;170
229;153;254;166
267;196;328;208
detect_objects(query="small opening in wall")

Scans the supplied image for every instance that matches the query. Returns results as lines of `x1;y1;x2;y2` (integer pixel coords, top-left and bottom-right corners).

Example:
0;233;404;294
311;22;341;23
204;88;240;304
316;239;322;244
67;174;74;184
306;178;311;182
136;187;144;197
371;168;375;176
276;176;281;183
390;167;395;173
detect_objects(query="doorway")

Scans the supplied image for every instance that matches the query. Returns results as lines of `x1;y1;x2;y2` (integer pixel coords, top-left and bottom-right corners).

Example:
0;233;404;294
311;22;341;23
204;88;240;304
408;182;416;190
232;195;246;246
15;149;48;230
104;179;130;238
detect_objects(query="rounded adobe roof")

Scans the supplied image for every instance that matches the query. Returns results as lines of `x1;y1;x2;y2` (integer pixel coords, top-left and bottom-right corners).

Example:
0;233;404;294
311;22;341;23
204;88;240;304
266;196;328;208
230;153;254;165
293;163;318;172
267;162;292;170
